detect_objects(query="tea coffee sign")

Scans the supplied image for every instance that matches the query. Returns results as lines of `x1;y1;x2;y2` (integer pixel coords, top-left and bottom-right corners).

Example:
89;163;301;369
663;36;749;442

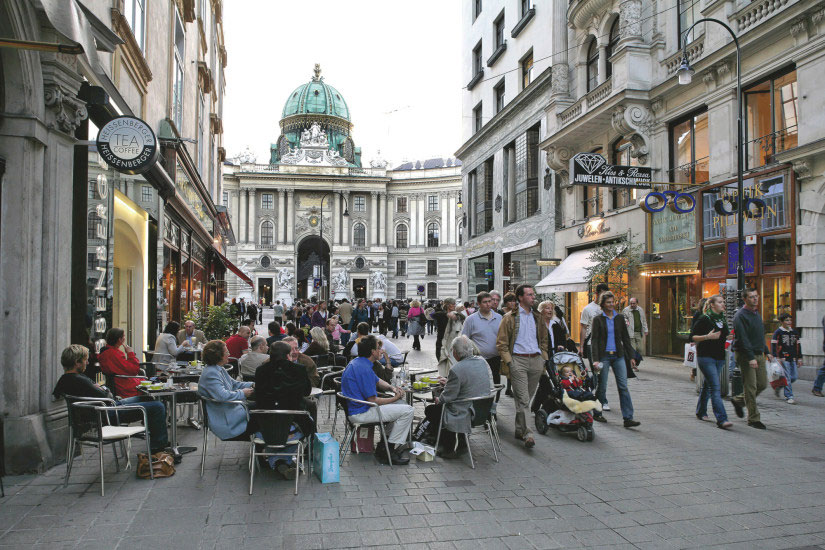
569;152;652;189
96;116;159;174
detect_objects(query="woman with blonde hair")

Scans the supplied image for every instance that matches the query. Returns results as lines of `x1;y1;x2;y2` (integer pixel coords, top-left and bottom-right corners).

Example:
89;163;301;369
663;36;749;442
690;294;732;429
407;300;425;351
538;300;567;354
304;326;330;357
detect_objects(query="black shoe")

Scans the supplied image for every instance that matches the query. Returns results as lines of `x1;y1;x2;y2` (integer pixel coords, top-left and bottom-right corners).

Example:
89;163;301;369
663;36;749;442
623;419;641;428
161;448;183;464
594;414;607;423
731;399;745;418
389;449;410;465
749;421;766;430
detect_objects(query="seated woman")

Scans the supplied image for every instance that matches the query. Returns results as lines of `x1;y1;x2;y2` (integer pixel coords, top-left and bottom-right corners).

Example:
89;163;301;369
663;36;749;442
197;339;255;440
304;327;330;360
153;321;190;365
253;341;313;479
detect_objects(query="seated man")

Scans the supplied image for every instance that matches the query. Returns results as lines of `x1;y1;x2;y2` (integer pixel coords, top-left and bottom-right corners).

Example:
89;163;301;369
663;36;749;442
265;321;284;347
225;325;251;359
424;335;494;459
97;328;144;398
239;336;269;379
282;336;320;387
341;335;414;465
54;344;174;458
177;320;207;347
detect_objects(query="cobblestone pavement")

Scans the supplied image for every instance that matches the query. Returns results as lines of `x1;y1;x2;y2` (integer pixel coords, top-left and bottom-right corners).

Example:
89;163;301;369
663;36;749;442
2;314;825;549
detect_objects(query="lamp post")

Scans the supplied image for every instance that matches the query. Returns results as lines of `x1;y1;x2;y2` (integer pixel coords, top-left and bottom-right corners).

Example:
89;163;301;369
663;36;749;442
317;192;349;301
676;18;745;298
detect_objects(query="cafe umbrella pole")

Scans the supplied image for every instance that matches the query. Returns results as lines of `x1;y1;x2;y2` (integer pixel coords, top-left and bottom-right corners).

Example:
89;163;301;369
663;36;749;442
676;18;745;298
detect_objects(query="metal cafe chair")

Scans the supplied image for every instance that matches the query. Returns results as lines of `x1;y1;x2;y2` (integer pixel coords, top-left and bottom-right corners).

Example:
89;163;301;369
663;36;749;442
434;392;499;469
319;366;345;421
198;394;251;476
336;392;394;468
64;398;153;495
247;409;313;496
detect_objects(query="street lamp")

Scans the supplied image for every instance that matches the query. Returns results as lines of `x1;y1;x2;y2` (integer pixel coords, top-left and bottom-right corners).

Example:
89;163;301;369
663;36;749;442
317;192;349;301
677;18;745;298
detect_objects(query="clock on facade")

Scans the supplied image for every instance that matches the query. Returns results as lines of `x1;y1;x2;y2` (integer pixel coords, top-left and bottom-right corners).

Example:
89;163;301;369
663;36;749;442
309;215;319;227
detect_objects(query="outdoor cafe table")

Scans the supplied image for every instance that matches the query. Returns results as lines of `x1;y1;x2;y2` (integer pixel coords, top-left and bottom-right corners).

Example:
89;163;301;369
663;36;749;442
139;384;199;455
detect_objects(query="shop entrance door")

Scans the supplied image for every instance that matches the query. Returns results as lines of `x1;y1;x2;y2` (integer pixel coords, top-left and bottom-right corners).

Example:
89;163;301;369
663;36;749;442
353;279;366;300
650;276;692;357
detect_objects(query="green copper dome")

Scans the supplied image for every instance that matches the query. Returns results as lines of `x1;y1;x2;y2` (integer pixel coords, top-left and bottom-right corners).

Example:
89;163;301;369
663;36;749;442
272;64;360;167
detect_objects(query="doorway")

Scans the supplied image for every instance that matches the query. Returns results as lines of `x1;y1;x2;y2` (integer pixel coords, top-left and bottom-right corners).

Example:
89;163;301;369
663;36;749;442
650;275;698;357
353;279;367;300
297;236;330;300
258;278;273;305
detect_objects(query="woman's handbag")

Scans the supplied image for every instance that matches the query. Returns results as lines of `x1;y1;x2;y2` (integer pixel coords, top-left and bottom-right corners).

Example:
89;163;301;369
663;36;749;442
683;343;697;368
136;451;176;479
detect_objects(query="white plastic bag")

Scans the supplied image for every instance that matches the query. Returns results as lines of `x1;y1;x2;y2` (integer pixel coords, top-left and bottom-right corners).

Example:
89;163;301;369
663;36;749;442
547;410;575;425
768;360;785;382
683;343;697;368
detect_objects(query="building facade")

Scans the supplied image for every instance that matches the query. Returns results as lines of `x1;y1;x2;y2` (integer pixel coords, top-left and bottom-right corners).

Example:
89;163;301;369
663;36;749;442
458;0;825;367
456;0;557;301
0;0;234;473
223;67;462;305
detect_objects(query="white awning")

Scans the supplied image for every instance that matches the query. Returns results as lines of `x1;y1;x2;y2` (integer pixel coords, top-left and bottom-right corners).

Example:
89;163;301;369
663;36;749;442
502;239;539;254
534;249;595;294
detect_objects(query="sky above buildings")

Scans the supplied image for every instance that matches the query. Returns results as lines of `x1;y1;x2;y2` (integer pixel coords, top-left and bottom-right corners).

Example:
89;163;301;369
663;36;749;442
223;0;462;168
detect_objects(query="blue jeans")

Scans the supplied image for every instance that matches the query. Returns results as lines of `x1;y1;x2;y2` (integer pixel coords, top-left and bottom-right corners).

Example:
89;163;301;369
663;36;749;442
115;397;169;450
696;356;729;424
595;354;634;420
781;360;798;399
814;361;825;392
379;357;402;368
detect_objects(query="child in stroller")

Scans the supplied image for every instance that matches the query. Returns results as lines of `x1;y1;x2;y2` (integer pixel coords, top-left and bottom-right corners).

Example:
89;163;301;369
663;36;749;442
533;351;601;442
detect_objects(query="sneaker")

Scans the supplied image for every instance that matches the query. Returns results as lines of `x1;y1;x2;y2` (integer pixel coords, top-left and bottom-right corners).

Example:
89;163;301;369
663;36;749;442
602;404;611;411
524;436;535;449
731;399;745;418
786;398;796;404
717;421;733;430
812;390;824;397
749;421;767;430
594;415;607;423
276;462;297;480
623;419;641;428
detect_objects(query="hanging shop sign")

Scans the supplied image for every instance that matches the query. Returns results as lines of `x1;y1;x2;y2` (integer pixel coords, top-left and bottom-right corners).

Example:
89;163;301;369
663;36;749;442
569;152;652;189
703;170;790;240
96;116;159;175
649;201;696;254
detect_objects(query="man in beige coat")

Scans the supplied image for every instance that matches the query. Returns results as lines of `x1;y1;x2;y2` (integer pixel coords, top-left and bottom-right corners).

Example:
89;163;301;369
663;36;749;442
496;284;548;448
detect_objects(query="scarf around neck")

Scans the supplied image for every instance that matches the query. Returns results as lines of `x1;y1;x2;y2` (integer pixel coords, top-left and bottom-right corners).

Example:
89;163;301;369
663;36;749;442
706;310;728;332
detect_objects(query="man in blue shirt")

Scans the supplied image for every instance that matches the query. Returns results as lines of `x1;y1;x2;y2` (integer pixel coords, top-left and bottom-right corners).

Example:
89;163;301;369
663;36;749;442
341;335;414;465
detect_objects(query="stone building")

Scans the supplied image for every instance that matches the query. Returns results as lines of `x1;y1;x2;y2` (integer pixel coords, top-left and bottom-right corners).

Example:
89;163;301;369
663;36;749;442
455;0;556;301
0;0;233;473
223;67;462;305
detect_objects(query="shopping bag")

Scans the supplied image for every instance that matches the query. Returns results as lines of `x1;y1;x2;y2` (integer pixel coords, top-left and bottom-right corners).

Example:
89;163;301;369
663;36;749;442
311;432;339;483
350;425;375;453
683;343;697;368
768;360;788;389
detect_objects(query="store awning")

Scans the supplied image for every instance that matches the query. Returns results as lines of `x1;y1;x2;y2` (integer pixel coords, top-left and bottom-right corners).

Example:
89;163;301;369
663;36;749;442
213;247;253;288
535;249;595;294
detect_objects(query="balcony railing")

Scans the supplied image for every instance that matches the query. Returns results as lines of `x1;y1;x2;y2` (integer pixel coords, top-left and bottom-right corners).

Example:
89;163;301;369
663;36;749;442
746;125;797;170
668;157;710;187
257;243;277;249
558;78;613;128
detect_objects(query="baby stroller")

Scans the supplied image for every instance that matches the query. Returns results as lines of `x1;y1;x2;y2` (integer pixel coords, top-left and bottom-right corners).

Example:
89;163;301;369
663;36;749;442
532;351;597;442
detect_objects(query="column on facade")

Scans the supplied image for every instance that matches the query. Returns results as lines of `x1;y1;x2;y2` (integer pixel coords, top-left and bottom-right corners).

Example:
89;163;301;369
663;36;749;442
441;193;449;245
550;0;569;96
370;192;378;246
232;190;240;236
448;194;456;244
274;190;280;243
598;45;607;86
332;191;340;245
417;195;425;247
386;194;394;248
286;190;294;243
342;191;350;245
410;195;418;247
507;151;517;223
279;190;287;243
239;188;248;242
248;188;256;245
379;193;388;246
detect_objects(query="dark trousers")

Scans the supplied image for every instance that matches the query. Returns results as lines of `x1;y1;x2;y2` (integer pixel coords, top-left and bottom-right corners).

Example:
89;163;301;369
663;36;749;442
390;317;399;338
486;356;502;402
413;335;421;350
111;397;169;451
424;404;457;450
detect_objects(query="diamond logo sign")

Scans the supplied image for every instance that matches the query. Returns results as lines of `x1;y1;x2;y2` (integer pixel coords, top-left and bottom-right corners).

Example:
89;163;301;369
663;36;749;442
574;153;606;174
568;152;652;189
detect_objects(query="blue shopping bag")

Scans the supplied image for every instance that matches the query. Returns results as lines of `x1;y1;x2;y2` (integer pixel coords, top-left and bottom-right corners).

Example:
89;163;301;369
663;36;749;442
312;432;339;484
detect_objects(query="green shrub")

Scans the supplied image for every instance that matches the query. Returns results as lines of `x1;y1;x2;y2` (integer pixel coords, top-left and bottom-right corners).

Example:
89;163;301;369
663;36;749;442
184;302;236;341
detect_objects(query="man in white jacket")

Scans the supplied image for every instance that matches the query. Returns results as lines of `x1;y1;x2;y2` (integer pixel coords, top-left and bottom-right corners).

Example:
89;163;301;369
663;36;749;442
621;297;648;361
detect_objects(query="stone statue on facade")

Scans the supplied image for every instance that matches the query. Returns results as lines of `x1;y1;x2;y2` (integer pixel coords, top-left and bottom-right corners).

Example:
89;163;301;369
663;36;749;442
277;268;294;290
333;267;349;292
370;270;387;291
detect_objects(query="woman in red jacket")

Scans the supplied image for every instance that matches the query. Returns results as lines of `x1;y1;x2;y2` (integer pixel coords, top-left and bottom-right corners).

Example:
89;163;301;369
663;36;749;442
97;328;143;398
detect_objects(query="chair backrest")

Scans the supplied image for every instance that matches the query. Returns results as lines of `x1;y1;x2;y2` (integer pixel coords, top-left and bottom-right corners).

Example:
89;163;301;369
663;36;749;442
448;394;496;428
309;354;329;369
139;362;157;378
225;358;239;379
248;410;311;447
242;374;256;382
65;399;107;441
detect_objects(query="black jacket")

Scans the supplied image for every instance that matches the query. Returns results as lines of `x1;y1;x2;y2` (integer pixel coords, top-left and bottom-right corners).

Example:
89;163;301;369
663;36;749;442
254;359;313;435
546;321;568;355
590;312;637;379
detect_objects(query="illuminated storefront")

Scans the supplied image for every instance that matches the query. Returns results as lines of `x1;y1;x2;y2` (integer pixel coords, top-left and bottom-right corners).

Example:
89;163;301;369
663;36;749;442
699;167;795;338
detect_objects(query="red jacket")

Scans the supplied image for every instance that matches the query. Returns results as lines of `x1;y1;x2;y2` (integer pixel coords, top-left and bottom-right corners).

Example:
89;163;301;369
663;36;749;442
560;377;583;390
98;346;142;398
225;334;249;359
